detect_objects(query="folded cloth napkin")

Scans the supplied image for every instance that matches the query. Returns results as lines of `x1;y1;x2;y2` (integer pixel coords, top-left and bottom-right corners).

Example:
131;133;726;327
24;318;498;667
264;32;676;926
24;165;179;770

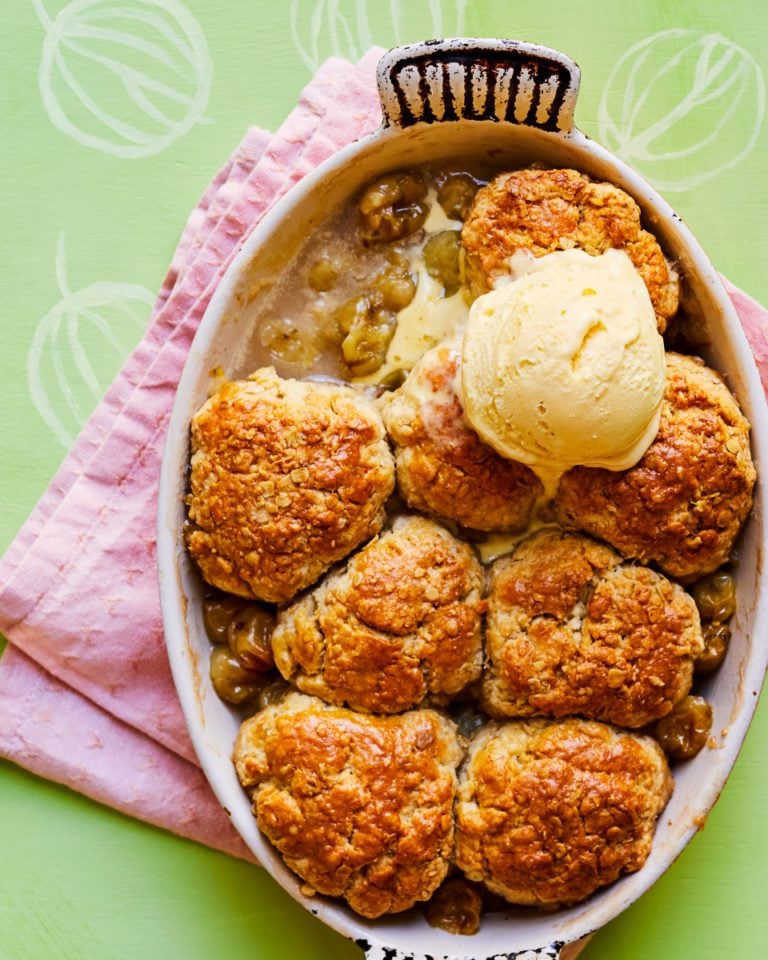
1;46;767;860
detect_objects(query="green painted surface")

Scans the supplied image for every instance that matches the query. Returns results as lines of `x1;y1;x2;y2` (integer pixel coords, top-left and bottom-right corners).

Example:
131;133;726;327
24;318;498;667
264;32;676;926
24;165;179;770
1;0;767;957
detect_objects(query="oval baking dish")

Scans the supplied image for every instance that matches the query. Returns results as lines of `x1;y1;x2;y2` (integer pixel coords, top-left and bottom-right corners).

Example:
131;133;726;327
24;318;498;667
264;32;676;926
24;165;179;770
157;38;768;960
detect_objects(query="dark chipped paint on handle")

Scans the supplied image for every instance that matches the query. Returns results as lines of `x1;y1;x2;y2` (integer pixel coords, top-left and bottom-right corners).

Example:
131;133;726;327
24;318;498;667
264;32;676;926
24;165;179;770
376;38;580;133
356;938;564;960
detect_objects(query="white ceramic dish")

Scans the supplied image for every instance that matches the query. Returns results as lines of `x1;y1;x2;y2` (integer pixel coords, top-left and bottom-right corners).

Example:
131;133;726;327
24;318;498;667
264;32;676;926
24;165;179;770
157;38;768;960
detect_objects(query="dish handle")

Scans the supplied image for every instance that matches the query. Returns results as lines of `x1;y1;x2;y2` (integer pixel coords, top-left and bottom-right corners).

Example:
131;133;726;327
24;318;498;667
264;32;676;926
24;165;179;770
376;38;580;134
359;942;565;960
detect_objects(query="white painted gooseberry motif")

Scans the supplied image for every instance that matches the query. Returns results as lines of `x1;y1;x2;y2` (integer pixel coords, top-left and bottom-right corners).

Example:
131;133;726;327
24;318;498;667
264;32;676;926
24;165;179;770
33;0;213;158
28;234;154;447
598;30;765;192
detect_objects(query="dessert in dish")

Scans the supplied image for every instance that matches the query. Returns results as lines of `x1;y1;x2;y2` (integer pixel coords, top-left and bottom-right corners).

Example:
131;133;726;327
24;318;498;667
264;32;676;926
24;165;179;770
379;339;542;532
555;351;756;580
185;368;394;603
461;166;679;330
461;248;666;494
482;529;704;727
271;516;484;714
233;692;462;918
454;719;673;907
184;162;755;928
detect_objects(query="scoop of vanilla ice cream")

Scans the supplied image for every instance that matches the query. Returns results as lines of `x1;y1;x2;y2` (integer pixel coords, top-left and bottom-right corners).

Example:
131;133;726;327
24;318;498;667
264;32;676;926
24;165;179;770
461;248;666;492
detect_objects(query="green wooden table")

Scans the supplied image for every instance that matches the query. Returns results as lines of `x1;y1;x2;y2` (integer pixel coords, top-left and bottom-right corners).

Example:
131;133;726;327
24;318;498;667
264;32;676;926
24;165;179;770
2;1;767;957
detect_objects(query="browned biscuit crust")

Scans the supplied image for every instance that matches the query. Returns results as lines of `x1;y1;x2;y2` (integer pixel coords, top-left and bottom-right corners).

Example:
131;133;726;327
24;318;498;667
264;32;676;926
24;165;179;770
234;692;463;918
482;530;704;727
272;516;485;713
455;718;673;906
461;167;678;331
186;368;394;604
379;340;542;532
555;353;756;580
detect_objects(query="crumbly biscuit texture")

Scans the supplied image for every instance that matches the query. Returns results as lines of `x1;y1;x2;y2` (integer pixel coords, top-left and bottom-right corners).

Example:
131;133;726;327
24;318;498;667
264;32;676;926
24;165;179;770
272;516;485;713
455;718;673;906
555;352;756;580
186;368;395;603
482;530;704;727
234;692;463;918
461;167;679;331
379;340;542;532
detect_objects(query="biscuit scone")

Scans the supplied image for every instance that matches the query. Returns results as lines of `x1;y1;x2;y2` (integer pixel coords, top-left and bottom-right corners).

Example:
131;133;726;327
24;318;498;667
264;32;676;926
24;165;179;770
234;692;463;918
455;719;673;906
379;339;542;532
272;516;485;713
482;530;704;727
555;353;756;580
186;368;394;604
461;167;678;331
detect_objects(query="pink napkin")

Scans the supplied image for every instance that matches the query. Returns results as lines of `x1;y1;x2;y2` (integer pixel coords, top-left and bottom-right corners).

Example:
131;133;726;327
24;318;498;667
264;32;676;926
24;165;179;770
1;46;767;859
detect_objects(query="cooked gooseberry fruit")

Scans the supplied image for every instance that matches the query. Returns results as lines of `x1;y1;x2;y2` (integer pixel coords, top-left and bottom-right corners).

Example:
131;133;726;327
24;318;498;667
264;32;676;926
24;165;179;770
436;171;481;221
335;295;370;336
227;605;276;671
377;368;407;391
342;313;396;376
307;256;340;292
337;297;397;376
373;268;416;311
654;695;713;761
695;621;731;675
256;677;292;711
690;571;736;622
202;593;246;645
209;646;264;705
259;315;318;366
425;877;484;935
359;170;429;244
423;230;462;295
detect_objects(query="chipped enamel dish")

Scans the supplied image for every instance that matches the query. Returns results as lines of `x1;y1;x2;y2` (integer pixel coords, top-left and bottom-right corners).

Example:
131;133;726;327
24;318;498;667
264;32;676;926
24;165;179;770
157;38;768;960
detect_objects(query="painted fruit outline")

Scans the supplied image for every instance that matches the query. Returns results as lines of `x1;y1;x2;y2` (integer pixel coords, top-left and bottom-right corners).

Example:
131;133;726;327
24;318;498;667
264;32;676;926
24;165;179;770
598;29;765;192
28;234;154;448
32;0;213;158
